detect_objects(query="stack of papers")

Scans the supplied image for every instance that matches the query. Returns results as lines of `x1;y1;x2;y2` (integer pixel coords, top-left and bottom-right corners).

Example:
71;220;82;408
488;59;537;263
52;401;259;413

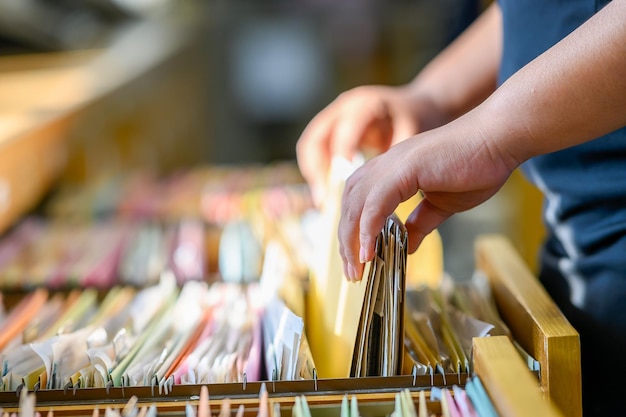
351;215;407;377
0;278;314;392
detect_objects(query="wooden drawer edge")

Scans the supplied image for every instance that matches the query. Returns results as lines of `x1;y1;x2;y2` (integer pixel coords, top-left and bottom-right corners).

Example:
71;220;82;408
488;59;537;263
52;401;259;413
474;235;582;417
473;336;563;417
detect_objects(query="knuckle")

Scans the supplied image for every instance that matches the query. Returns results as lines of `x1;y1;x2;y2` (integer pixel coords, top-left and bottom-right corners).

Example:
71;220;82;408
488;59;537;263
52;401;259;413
341;202;361;225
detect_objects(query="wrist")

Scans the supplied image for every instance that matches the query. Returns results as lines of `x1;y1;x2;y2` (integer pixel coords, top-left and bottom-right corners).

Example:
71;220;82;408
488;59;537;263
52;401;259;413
400;82;454;132
467;94;532;173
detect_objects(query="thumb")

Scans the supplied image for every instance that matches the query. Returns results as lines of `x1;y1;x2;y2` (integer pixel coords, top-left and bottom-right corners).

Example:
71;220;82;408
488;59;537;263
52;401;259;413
405;198;453;253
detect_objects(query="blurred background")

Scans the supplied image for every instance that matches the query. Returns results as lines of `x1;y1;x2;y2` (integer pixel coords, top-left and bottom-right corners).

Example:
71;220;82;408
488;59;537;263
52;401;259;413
0;0;544;280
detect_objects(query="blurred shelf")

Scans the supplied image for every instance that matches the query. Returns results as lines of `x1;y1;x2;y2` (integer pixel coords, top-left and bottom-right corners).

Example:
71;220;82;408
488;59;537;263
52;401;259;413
0;12;210;234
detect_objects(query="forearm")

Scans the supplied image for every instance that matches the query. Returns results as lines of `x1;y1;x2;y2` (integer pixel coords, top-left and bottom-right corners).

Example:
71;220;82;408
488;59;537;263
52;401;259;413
476;0;626;167
403;2;502;131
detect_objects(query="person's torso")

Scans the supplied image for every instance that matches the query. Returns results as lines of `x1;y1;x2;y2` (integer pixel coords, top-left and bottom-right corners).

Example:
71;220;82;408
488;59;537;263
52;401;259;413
498;0;626;323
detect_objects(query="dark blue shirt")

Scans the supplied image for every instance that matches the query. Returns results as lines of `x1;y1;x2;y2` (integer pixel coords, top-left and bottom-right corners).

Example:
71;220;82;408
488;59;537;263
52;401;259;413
499;0;626;330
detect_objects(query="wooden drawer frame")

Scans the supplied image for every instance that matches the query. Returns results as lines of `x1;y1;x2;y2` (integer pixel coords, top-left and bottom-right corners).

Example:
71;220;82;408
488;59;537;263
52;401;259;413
475;234;582;417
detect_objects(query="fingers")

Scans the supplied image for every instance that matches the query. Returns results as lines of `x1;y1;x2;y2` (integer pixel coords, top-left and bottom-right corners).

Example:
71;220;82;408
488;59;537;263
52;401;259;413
405;198;453;253
297;113;391;207
338;160;409;281
296;88;396;207
338;168;369;282
340;186;453;282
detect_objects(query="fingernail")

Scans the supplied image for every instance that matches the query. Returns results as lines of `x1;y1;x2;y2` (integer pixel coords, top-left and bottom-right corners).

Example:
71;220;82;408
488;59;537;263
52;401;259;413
359;246;367;263
348;264;357;281
342;262;350;281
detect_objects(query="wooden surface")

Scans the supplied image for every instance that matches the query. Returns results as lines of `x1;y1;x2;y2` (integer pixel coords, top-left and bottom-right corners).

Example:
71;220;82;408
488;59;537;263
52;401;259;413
475;235;582;417
0;13;211;235
473;336;563;417
0;50;95;233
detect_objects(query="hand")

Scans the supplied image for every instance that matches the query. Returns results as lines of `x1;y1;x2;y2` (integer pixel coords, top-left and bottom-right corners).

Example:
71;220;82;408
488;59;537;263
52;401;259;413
296;85;435;206
338;116;516;281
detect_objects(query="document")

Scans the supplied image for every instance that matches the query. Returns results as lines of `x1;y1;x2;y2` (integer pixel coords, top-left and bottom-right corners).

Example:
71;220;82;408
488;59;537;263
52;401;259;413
351;215;407;377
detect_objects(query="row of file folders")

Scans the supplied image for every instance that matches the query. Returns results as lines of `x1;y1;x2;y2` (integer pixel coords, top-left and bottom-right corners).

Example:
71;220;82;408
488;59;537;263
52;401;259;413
0;217;539;392
0;222;539;391
0;278;312;392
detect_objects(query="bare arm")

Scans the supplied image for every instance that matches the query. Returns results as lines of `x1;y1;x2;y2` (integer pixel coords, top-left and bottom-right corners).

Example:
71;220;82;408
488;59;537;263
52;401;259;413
479;0;626;166
340;0;626;281
405;2;503;131
296;3;502;204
